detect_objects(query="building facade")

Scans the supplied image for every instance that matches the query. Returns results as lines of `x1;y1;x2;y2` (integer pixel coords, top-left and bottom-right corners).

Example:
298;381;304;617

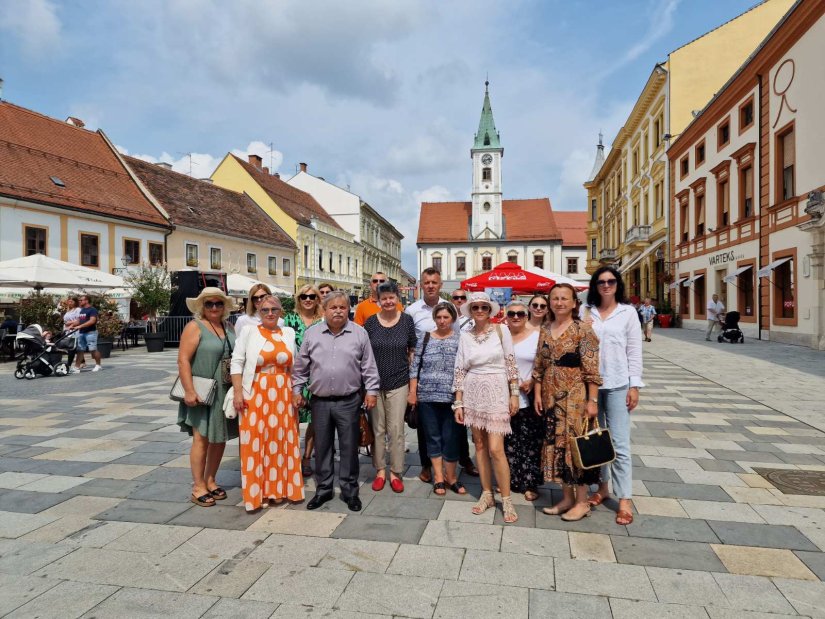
668;0;825;349
211;154;361;294
585;0;795;304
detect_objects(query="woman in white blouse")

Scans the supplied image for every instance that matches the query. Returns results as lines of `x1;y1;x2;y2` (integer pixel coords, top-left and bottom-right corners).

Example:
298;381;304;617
582;266;643;526
234;283;273;338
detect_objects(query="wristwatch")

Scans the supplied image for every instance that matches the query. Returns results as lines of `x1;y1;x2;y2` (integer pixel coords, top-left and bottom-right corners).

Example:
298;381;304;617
589;398;598;403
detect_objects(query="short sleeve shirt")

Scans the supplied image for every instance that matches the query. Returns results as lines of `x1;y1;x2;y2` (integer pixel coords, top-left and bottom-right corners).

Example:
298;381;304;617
77;307;99;333
363;313;417;391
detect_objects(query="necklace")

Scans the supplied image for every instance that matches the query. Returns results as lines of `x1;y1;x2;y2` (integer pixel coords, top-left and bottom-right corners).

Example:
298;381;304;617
470;325;493;344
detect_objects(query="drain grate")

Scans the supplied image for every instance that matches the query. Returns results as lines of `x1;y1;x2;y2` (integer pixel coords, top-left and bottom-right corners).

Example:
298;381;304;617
753;468;825;496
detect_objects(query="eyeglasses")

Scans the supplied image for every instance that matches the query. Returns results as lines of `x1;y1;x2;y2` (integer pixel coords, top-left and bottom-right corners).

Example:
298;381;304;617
507;310;527;318
452;295;466;301
597;278;618;287
530;302;547;310
371;279;386;284
298;294;317;300
251;294;268;302
259;307;281;314
204;301;225;309
470;304;491;312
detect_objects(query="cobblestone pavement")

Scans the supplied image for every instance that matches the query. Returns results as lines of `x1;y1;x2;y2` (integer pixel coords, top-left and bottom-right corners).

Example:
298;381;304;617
1;333;825;618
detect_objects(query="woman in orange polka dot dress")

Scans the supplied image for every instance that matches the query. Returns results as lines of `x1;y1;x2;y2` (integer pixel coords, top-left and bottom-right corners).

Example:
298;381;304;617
231;295;303;511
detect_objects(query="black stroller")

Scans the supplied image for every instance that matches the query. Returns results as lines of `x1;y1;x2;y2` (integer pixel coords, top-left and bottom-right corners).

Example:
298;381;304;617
13;324;72;379
717;311;744;344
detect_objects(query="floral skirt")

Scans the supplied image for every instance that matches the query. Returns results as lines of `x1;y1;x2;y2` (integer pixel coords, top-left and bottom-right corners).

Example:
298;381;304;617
462;372;511;435
505;406;544;492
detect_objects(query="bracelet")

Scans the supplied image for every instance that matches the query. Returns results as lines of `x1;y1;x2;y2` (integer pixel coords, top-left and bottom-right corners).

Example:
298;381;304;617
451;401;464;410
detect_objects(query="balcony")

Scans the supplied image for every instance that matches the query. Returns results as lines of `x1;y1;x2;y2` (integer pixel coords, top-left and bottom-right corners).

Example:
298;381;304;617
599;248;617;262
625;225;651;249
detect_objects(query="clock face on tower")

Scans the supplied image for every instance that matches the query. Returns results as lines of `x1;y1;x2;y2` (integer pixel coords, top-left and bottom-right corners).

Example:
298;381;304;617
481;154;493;165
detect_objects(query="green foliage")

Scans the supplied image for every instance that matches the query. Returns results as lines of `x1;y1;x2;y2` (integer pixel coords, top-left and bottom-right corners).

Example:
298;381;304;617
279;295;295;313
90;295;124;339
124;264;171;333
19;293;62;333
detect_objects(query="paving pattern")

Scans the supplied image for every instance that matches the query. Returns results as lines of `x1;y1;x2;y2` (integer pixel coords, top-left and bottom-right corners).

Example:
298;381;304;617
1;332;825;618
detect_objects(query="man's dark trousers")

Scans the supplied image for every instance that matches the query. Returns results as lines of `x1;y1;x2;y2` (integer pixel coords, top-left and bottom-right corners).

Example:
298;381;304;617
312;392;361;499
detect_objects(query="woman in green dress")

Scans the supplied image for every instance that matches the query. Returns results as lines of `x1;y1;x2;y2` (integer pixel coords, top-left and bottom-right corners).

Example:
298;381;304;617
177;287;238;507
282;284;324;476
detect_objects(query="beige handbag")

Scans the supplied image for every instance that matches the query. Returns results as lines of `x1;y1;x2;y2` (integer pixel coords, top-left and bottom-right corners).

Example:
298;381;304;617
169;375;217;406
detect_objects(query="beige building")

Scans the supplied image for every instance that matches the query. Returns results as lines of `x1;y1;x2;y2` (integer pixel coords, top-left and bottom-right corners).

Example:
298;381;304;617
668;0;825;349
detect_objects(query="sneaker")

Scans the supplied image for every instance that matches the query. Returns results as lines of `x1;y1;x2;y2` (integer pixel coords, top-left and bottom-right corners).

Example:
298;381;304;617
69;366;81;374
91;365;103;372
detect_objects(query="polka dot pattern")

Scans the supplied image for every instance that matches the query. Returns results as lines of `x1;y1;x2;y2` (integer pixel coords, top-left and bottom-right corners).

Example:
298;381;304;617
239;326;304;511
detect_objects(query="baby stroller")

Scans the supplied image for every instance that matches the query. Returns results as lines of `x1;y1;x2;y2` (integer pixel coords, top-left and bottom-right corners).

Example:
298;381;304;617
717;311;744;344
13;324;72;379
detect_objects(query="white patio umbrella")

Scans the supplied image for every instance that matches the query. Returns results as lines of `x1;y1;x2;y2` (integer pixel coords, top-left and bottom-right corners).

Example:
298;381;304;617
525;266;589;291
0;254;123;290
226;273;289;297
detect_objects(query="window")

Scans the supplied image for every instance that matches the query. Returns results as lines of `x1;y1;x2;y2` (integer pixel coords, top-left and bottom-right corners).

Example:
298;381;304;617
695;141;706;166
694;276;706;318
210;247;221;270
534;253;545;269
642;130;649;160
680;156;689;179
282;258;291;277
695;194;705;237
740;165;754;219
680;199;689;243
632;202;639;226
347;256;351;275
655;182;664;218
777;125;795;202
653;117;661;148
303;245;309;269
456;256;466;273
738;266;754;317
567;257;578;274
774;256;795;321
589;240;596;261
632;149;639;177
432;256;442;272
740;98;754;131
80;233;99;267
185;243;198;267
268;256;277;276
123;239;140;264
329;251;334;273
247;253;257;273
718;179;730;228
481;255;492;271
590;198;597;221
338;254;342;274
507;253;517;265
149;242;163;266
355;259;358;275
482;167;492;182
318;249;323;271
718;119;730;148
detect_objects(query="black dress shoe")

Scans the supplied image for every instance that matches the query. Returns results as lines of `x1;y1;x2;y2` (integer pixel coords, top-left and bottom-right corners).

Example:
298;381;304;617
341;495;362;512
306;493;333;510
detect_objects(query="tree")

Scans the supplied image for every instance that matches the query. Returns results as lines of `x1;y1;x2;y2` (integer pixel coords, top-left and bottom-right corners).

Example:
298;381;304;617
124;264;171;333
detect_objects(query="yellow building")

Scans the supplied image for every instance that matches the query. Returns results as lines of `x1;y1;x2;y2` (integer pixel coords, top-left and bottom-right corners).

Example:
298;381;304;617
584;0;795;304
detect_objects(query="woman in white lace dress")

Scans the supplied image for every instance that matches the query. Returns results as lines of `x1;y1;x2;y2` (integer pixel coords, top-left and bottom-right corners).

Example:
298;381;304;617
453;292;520;523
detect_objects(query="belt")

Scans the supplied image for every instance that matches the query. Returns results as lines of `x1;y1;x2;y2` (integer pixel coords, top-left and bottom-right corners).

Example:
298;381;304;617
314;392;359;402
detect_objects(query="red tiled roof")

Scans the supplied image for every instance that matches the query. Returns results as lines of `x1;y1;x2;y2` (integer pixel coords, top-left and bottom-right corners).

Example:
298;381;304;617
0;102;169;227
231;155;343;230
553;211;588;247
125;156;295;249
417;198;561;243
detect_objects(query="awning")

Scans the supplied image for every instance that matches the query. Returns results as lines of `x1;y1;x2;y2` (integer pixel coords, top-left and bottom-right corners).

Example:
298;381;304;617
723;265;753;284
683;273;705;287
619;239;666;274
757;257;792;278
669;277;688;290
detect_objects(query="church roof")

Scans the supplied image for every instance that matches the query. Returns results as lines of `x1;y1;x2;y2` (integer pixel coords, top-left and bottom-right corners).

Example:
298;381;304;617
473;82;501;150
553;211;589;247
417;198;562;244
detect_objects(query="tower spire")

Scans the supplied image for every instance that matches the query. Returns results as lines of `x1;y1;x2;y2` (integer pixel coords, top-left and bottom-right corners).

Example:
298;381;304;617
588;131;606;180
473;80;501;150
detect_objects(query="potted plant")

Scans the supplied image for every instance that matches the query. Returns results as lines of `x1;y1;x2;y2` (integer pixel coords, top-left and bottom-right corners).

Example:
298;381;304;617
658;298;675;328
91;294;124;358
19;292;63;334
124;263;171;353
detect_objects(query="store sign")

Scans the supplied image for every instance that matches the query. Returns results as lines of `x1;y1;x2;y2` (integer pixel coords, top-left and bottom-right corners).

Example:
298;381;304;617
708;250;745;267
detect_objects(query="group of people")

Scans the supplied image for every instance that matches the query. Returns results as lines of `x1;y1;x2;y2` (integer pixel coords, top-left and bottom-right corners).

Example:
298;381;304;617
175;265;643;526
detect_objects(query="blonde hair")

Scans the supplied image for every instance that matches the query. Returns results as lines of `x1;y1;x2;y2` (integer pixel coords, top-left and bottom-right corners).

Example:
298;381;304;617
245;283;272;315
295;284;324;321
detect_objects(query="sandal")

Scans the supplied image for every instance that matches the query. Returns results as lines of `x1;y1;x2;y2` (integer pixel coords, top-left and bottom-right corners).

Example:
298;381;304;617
472;490;495;515
191;492;215;507
448;481;466;495
542;505;571;516
209;487;227;500
502;496;518;524
561;504;591;522
524;490;539;502
418;467;433;483
433;481;447;496
616;510;634;526
588;491;608;507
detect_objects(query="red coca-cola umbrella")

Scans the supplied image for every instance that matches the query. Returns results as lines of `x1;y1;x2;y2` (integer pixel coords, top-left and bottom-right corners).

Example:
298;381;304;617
461;262;555;294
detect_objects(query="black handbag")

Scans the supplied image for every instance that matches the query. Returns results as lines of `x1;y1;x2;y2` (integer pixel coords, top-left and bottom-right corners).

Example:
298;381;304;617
405;332;431;430
569;417;616;470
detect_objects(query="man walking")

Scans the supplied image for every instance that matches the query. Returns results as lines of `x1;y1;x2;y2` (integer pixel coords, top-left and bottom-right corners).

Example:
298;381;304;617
354;272;401;326
72;295;102;373
639;297;657;342
706;293;725;341
293;291;380;511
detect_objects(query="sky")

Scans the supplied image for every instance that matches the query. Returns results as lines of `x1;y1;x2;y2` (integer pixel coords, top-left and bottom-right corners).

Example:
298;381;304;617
0;0;766;274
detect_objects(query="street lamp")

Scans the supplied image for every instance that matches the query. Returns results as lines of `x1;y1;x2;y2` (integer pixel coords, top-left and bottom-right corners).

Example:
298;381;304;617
121;255;131;267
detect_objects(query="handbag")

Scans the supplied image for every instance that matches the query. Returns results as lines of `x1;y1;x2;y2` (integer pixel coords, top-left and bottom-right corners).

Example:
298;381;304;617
223;386;237;420
569;417;616;470
169;321;231;406
405;332;431;430
358;408;374;448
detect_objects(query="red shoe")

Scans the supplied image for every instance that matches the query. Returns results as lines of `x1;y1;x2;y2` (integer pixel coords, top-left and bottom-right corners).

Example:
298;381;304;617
372;476;386;491
390;478;404;493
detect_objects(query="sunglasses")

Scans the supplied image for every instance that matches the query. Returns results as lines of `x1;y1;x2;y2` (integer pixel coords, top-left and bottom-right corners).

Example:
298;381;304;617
597;278;618;287
452;295;467;301
371;279;386;284
251;294;268;302
259;307;281;314
507;310;527;318
204;301;224;309
530;302;547;310
470;304;491;312
298;294;317;300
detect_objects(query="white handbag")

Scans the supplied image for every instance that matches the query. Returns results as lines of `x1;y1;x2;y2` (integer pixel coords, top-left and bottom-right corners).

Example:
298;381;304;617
223;386;238;420
169;375;217;406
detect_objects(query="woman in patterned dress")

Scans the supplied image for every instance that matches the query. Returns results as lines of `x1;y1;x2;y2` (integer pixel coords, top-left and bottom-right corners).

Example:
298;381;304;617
282;285;323;477
532;283;602;521
231;295;302;511
453;292;521;523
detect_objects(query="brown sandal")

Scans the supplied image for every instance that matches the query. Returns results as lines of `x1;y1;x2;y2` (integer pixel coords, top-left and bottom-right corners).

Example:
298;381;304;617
616;510;633;525
588;492;608;507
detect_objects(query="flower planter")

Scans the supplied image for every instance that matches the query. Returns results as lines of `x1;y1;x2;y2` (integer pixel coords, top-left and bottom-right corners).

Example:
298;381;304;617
658;314;673;328
144;332;165;353
97;337;114;358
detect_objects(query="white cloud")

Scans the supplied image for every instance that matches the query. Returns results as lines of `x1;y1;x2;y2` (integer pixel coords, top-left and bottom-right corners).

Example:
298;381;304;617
0;0;61;60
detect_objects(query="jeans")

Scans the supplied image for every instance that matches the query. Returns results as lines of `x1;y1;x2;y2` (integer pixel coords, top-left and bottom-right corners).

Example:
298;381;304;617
598;385;632;499
418;402;459;462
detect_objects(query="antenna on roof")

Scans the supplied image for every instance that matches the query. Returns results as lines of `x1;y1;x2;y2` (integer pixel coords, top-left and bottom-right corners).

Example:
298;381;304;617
177;152;193;176
0;77;4;101
267;142;275;174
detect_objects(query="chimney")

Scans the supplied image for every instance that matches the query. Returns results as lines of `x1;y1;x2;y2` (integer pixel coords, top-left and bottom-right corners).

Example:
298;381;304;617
199;178;213;184
299;162;307;173
263;167;269;175
66;116;85;128
273;172;280;179
156;162;173;169
248;154;263;169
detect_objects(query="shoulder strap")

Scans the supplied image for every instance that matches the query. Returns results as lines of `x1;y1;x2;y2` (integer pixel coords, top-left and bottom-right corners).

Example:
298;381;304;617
495;324;504;351
416;332;431;380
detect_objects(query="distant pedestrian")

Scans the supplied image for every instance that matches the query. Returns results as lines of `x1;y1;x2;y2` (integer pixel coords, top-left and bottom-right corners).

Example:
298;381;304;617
317;282;334;303
706;294;725;341
234;284;273;338
62;297;81;369
639;297;657;342
72;295;102;373
354;272;401;326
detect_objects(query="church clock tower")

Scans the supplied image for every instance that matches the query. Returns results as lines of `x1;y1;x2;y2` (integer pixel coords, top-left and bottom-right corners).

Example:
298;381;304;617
471;81;503;239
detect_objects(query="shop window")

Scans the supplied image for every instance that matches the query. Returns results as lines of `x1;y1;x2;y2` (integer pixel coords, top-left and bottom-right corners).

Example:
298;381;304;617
481;255;492;271
774;257;795;320
210;248;222;270
185;243;198;267
679;283;690;316
718;179;730;228
80;233;99;267
740;166;754;219
777;125;795;202
268;256;277;276
123;239;140;264
432;256;442;272
694;277;706;318
456;256;466;273
247;253;257;274
567;257;578;274
738;267;754;318
148;242;164;266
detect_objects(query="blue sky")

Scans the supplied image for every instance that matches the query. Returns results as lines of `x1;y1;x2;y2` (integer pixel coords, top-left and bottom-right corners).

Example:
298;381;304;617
0;0;766;273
